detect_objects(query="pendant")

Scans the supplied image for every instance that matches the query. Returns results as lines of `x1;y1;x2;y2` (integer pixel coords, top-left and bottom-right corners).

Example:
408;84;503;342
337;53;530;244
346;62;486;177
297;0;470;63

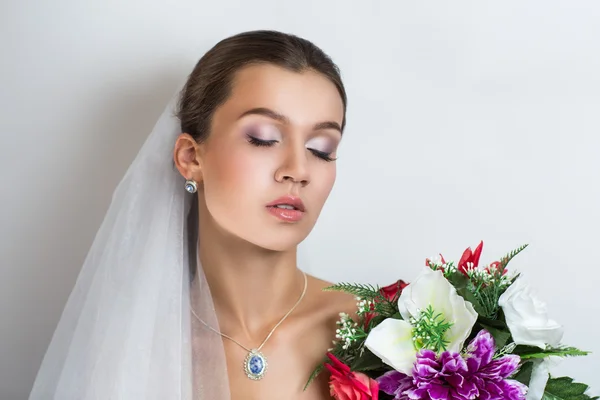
244;349;268;380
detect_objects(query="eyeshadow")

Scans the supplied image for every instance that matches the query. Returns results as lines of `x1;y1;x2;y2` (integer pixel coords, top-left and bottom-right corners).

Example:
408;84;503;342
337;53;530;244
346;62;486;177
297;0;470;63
243;123;282;141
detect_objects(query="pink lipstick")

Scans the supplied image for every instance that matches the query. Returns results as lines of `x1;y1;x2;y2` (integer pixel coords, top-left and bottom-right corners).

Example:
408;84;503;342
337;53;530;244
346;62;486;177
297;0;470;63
266;195;306;222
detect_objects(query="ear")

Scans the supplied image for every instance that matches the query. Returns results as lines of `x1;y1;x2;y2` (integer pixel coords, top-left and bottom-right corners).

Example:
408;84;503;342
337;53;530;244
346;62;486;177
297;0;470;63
173;133;204;182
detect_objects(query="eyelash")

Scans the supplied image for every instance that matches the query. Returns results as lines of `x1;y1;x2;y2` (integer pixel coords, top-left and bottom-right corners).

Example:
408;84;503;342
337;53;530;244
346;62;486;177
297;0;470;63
309;149;337;162
246;135;337;162
247;135;277;147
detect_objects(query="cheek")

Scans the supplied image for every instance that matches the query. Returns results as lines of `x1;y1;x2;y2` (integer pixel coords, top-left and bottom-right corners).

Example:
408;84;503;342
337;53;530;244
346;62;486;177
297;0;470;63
203;145;273;209
311;165;337;208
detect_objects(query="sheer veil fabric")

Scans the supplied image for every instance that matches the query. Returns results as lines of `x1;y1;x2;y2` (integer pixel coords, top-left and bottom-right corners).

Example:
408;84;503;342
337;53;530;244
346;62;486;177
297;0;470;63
29;92;231;399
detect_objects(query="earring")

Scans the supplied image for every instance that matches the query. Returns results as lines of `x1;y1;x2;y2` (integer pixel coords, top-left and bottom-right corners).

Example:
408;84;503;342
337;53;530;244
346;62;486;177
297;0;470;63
184;179;197;194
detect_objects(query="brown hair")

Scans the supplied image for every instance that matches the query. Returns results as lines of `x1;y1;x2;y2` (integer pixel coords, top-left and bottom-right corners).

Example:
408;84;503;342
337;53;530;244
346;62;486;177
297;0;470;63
177;30;347;142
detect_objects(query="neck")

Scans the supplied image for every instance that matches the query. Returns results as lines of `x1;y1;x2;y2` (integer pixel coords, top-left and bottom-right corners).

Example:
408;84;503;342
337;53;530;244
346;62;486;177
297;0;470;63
195;198;305;341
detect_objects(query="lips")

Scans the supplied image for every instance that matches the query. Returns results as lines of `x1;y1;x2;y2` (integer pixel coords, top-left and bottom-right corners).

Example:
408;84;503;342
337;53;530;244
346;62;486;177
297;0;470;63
266;196;306;222
266;196;306;212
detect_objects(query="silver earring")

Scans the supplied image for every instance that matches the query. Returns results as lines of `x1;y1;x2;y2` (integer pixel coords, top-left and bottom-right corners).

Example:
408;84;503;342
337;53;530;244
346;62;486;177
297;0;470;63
184;179;197;194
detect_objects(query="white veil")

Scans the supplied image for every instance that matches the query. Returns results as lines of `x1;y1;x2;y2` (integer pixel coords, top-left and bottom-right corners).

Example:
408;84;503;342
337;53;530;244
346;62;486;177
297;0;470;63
29;91;230;399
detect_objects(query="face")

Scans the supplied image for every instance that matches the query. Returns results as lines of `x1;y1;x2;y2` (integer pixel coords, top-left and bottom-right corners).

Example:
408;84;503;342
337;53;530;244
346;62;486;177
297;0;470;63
185;64;344;251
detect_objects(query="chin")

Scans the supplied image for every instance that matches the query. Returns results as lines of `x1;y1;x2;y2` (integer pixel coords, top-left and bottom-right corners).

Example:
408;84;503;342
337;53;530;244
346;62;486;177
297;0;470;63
209;209;316;252
247;228;312;253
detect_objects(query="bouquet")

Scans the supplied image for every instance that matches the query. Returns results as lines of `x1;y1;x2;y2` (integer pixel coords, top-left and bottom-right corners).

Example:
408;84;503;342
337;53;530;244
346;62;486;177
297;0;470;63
306;242;596;400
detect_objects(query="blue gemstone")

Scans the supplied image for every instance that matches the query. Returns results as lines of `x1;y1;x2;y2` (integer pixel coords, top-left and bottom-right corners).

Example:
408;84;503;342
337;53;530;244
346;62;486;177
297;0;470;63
248;355;264;375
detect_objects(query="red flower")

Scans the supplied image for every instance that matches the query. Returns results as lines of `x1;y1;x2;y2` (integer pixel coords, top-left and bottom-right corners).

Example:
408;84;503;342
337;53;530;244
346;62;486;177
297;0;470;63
326;353;379;400
458;240;484;276
486;260;507;275
363;279;408;329
363;305;377;329
379;279;409;302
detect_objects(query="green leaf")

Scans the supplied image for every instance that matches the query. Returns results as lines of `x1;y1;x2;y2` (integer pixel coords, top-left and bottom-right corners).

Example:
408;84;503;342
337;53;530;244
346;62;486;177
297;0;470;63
542;376;599;400
457;287;486;316
513;361;534;386
479;323;511;349
499;244;529;270
446;271;469;290
514;346;591;360
324;282;380;299
324;283;397;317
478;316;508;329
303;363;325;391
390;311;402;320
365;314;388;331
350;348;386;372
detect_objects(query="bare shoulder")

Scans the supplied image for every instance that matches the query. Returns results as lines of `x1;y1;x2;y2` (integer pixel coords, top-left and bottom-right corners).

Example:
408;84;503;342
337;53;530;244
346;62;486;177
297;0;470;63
287;275;359;398
303;274;358;325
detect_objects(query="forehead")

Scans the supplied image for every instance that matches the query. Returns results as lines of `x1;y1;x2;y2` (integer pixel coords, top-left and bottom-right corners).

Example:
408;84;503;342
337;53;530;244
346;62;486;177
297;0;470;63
217;63;344;128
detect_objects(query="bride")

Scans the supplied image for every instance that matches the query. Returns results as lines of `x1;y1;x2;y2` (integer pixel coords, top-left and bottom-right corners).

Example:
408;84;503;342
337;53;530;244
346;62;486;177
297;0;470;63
29;30;358;399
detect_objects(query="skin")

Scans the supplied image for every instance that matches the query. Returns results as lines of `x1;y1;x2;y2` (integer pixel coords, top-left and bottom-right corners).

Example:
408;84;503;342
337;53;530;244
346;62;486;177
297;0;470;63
174;64;356;399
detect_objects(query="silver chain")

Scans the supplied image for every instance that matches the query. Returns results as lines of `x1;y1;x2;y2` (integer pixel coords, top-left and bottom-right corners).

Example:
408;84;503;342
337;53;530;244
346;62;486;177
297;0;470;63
190;271;308;353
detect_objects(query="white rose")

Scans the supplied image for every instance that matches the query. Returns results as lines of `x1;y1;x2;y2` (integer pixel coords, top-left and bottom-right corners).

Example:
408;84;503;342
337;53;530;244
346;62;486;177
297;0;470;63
498;277;563;349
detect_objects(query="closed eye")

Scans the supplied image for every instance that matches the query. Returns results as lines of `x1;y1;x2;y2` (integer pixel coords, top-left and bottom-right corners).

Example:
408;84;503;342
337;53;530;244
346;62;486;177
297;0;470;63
248;134;336;161
309;148;337;162
247;135;278;147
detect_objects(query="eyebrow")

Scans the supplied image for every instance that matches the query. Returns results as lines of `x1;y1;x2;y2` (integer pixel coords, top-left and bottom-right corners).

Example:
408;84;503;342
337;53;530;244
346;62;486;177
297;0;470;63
237;107;343;134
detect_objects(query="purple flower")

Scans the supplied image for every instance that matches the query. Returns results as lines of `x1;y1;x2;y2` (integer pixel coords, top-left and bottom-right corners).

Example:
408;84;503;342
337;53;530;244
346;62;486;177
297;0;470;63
376;330;527;400
378;370;414;398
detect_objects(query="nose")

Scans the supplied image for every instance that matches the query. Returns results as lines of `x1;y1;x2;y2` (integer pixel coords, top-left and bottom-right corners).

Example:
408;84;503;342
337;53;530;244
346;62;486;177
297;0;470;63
274;145;310;187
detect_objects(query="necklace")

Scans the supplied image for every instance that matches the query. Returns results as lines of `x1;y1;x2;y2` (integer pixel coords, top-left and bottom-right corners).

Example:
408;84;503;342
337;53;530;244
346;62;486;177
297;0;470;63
190;271;308;381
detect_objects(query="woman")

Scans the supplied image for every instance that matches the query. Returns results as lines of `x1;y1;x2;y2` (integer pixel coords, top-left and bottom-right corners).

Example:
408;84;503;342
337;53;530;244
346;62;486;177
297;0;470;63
30;30;356;399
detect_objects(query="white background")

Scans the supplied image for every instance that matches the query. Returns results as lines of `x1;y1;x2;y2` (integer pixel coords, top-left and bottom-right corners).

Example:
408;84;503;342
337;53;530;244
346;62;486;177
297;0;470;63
1;1;599;398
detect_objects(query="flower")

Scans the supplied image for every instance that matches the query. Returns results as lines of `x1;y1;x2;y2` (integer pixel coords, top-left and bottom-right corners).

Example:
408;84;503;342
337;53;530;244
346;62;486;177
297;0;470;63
377;371;413;399
325;353;379;400
426;254;446;268
363;280;409;329
380;279;409;302
364;268;477;375
335;312;364;350
526;359;549;400
523;356;562;400
498;277;564;349
362;305;377;330
457;240;484;275
376;331;527;400
486;260;507;275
